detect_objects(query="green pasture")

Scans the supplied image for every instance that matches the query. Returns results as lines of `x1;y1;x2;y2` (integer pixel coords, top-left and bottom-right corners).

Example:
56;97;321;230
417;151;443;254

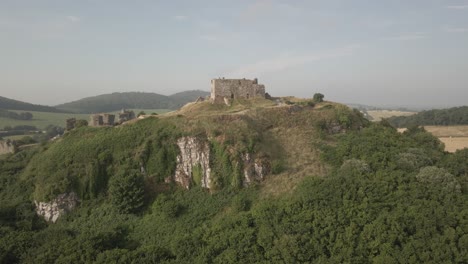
0;109;170;129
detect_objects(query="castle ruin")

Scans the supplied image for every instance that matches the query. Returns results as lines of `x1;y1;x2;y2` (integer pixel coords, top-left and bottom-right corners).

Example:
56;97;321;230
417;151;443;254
210;78;266;103
118;109;135;123
89;113;115;127
89;109;135;127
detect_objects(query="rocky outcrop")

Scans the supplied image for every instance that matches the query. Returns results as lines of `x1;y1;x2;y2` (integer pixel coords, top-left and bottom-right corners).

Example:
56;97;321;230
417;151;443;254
242;153;270;186
327;122;346;134
35;192;79;223
174;137;211;189
0;140;16;155
173;137;270;189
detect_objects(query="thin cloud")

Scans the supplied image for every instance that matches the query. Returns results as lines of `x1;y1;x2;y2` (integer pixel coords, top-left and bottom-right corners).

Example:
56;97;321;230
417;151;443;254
387;33;427;41
444;27;468;33
446;5;468;9
225;45;360;77
241;0;273;20
66;16;80;23
174;15;188;21
199;35;219;41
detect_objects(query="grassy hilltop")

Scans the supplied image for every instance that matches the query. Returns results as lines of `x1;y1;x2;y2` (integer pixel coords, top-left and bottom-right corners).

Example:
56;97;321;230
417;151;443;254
0;97;467;263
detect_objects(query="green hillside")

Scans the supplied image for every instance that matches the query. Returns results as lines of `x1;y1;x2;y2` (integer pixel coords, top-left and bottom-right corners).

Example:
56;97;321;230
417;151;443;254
0;110;89;130
388;106;468;127
0;98;466;263
55;90;210;113
0;96;65;113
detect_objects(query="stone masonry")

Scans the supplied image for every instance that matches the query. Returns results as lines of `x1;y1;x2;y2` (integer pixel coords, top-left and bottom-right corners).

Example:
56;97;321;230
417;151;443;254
210;78;266;103
89;113;116;127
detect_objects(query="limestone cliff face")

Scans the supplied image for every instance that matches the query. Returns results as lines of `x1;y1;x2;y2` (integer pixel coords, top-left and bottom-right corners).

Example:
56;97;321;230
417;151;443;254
242;153;271;187
0;140;15;155
174;137;211;189
35;192;79;223
173;137;270;189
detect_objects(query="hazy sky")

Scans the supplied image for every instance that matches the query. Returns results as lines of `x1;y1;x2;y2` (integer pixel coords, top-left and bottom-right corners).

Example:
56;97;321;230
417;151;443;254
1;0;468;108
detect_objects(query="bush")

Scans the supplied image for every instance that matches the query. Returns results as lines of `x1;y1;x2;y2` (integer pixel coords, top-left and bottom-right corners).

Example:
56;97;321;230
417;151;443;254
108;169;145;214
416;166;461;193
271;160;285;174
313;93;324;102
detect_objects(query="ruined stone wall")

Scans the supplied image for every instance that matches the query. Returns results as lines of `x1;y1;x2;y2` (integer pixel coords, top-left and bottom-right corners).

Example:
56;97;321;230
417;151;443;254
102;114;115;126
89;115;103;127
66;118;76;130
211;78;266;102
0;140;15;155
90;114;115;127
118;111;135;123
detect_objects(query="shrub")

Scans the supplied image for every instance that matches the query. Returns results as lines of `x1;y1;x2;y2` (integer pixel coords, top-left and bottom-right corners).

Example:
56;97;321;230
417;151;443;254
270;160;285;174
416;166;461;193
313;93;324;102
108;169;145;214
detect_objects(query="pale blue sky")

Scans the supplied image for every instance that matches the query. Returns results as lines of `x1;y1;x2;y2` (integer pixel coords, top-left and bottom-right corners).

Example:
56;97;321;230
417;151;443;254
1;0;467;108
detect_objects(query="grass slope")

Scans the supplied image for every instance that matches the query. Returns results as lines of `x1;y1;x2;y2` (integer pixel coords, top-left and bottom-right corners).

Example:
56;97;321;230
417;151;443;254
22;98;367;201
0;111;89;130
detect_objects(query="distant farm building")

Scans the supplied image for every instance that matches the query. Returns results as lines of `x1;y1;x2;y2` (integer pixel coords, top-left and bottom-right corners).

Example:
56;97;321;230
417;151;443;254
210;78;266;103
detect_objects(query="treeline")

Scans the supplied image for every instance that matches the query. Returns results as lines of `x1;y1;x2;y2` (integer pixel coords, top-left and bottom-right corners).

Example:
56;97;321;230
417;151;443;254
0;96;65;113
55;90;210;113
0;110;33;120
0;121;466;263
0;125;63;144
388;106;468;127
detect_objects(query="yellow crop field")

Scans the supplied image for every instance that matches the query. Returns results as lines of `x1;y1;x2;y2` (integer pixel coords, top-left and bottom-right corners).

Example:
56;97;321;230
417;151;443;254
438;137;468;153
425;126;468;153
397;125;468;152
367;110;416;121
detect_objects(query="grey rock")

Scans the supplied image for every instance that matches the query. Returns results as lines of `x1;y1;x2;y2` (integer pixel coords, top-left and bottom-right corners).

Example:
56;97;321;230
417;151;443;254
174;137;212;189
35;192;79;223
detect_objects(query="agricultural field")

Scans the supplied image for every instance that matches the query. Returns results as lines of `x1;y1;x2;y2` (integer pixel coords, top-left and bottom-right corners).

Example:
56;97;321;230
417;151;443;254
399;125;468;152
0;109;170;130
0;111;89;130
367;110;416;121
424;125;468;153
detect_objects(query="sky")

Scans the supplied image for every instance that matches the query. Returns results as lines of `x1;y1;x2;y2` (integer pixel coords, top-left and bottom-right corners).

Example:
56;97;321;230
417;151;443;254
1;0;468;108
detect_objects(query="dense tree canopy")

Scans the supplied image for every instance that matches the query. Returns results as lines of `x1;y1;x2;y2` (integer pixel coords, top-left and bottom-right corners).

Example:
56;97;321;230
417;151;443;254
388;106;468;127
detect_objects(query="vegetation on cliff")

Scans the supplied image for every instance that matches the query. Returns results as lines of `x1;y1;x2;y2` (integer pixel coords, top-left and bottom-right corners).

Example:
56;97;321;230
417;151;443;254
0;98;466;263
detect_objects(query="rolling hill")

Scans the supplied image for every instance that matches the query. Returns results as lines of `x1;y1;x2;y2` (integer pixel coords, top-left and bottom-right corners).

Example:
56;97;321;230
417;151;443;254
55;90;210;113
0;96;66;113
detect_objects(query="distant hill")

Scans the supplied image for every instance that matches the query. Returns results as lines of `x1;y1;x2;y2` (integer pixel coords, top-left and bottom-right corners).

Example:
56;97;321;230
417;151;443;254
56;90;210;113
0;96;65;113
388;106;468;127
169;90;210;104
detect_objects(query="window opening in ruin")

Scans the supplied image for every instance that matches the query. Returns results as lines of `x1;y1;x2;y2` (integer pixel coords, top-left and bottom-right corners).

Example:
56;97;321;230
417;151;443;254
231;93;234;99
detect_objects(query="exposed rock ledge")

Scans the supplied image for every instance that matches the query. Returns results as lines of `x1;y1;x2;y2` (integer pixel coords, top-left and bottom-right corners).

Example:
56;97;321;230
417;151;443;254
174;137;211;189
242;153;271;187
0;140;16;155
173;137;271;189
35;192;79;223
